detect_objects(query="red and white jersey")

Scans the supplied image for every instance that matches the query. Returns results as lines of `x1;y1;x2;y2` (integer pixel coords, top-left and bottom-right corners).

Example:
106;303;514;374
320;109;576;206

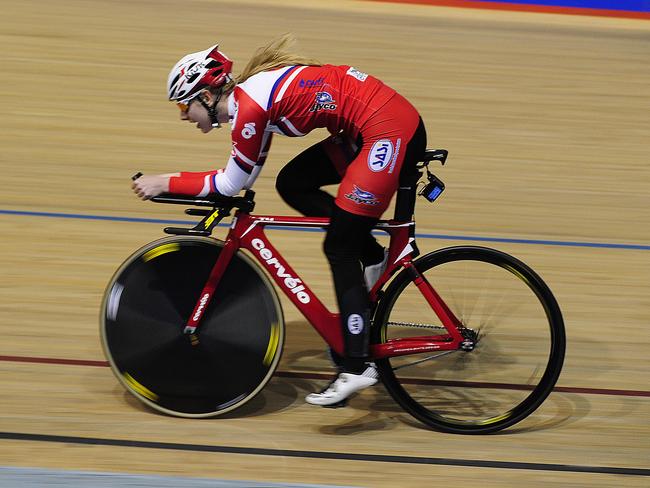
212;64;397;196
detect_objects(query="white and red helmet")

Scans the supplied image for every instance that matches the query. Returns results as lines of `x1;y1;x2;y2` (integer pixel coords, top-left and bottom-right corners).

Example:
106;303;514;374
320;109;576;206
167;45;233;103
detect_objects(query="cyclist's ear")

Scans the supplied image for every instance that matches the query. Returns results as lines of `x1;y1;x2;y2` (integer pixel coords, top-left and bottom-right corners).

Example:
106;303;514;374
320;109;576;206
200;89;216;104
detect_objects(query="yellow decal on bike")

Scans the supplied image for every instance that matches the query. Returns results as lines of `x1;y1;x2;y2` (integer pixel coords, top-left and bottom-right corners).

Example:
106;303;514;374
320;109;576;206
502;264;530;287
123;372;159;402
204;209;220;229
263;322;280;366
142;243;180;262
477;411;511;425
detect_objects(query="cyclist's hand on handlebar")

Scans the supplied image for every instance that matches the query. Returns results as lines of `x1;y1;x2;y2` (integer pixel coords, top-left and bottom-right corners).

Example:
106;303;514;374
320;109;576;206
131;173;173;200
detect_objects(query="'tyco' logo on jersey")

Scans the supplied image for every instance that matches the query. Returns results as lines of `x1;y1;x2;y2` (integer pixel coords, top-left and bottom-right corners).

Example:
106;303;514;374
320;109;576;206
309;92;337;112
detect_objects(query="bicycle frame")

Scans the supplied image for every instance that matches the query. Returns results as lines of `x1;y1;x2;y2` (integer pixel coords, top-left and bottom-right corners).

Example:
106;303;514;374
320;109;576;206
185;210;467;359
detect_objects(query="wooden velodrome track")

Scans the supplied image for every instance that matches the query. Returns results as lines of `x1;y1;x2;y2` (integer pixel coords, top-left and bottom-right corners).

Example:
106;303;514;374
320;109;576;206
1;0;649;486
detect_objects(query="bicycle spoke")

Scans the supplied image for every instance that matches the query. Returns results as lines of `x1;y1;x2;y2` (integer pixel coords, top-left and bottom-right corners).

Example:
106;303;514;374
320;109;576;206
392;350;457;371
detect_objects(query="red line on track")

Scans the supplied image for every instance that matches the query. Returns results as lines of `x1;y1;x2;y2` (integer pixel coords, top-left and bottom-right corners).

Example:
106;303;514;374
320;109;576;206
3;354;647;398
0;355;109;367
365;0;650;19
275;371;650;397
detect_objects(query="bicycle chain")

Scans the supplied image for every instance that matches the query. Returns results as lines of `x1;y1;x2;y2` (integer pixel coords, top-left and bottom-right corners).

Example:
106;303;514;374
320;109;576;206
385;321;477;339
385;321;447;331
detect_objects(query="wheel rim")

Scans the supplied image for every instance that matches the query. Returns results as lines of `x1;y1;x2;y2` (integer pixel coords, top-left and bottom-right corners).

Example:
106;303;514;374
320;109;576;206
100;237;284;417
376;247;564;430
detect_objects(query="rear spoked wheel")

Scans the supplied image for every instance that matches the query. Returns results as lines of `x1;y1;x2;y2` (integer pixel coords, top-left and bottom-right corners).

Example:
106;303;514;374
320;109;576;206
100;236;284;418
372;246;565;434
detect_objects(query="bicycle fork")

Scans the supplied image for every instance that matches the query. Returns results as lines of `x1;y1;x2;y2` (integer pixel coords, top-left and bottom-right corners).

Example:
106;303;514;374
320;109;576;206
183;238;238;341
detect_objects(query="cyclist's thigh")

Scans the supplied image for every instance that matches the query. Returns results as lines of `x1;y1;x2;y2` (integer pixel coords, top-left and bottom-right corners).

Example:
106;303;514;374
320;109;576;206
277;133;360;189
279;138;336;186
319;133;362;177
335;97;421;218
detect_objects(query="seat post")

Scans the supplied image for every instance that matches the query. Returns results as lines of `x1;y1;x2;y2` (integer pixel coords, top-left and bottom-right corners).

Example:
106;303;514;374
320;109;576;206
393;168;422;223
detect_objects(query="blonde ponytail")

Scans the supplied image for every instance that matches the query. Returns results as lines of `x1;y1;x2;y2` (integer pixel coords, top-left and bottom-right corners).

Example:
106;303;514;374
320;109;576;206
224;34;321;91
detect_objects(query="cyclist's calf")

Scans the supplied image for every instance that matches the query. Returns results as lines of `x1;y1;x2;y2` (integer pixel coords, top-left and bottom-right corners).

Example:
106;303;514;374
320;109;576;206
323;206;378;368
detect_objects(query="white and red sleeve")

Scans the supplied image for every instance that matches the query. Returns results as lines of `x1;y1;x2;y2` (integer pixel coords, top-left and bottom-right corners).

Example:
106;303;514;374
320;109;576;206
212;86;272;196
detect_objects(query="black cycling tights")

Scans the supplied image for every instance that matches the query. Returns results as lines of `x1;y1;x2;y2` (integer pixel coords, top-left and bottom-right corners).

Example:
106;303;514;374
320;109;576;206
275;143;385;267
275;121;426;372
275;145;382;372
323;205;377;372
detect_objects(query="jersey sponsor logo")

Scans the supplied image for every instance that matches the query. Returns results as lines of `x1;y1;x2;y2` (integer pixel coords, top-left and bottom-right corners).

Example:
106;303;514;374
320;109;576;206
316;92;334;103
345;185;380;206
241;122;256;139
299;77;325;88
251;238;311;304
347;314;364;335
388;138;401;174
368;139;394;172
309;91;337;112
346;67;368;82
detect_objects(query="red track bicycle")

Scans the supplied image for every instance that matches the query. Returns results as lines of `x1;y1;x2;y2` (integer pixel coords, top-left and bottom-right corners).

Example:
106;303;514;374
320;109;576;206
100;149;565;434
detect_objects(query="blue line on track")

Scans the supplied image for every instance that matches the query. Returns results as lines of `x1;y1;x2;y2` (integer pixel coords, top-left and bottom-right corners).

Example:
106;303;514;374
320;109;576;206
1;208;648;251
470;0;650;13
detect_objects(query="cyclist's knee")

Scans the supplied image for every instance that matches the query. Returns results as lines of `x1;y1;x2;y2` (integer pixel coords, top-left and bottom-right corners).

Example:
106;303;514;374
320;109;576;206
276;162;319;205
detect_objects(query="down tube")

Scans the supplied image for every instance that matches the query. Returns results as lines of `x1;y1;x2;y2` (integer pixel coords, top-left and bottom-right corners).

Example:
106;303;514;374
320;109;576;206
239;226;345;355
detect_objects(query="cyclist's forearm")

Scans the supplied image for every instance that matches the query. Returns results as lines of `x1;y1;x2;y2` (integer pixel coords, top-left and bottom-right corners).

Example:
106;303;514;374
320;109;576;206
164;163;252;197
212;154;255;196
168;170;219;196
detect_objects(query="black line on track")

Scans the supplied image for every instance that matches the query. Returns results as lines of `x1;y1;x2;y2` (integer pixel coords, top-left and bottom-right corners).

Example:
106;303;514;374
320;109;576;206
1;432;648;477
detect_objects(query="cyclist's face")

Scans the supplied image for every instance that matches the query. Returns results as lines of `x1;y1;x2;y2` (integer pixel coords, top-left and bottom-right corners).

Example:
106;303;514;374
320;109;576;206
179;92;214;133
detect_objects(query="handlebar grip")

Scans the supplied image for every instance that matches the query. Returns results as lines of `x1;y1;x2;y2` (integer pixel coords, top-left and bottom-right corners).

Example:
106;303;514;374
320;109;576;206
132;172;143;181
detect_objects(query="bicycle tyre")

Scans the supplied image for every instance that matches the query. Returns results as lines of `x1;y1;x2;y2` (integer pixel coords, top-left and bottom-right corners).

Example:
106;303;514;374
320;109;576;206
371;246;565;434
100;236;285;418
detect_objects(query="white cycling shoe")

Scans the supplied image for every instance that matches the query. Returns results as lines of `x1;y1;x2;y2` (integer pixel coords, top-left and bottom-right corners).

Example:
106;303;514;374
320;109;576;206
305;366;379;407
364;249;389;291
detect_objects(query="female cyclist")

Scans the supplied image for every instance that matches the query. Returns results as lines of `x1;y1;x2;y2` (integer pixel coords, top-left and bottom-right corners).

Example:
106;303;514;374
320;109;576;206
132;35;427;407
